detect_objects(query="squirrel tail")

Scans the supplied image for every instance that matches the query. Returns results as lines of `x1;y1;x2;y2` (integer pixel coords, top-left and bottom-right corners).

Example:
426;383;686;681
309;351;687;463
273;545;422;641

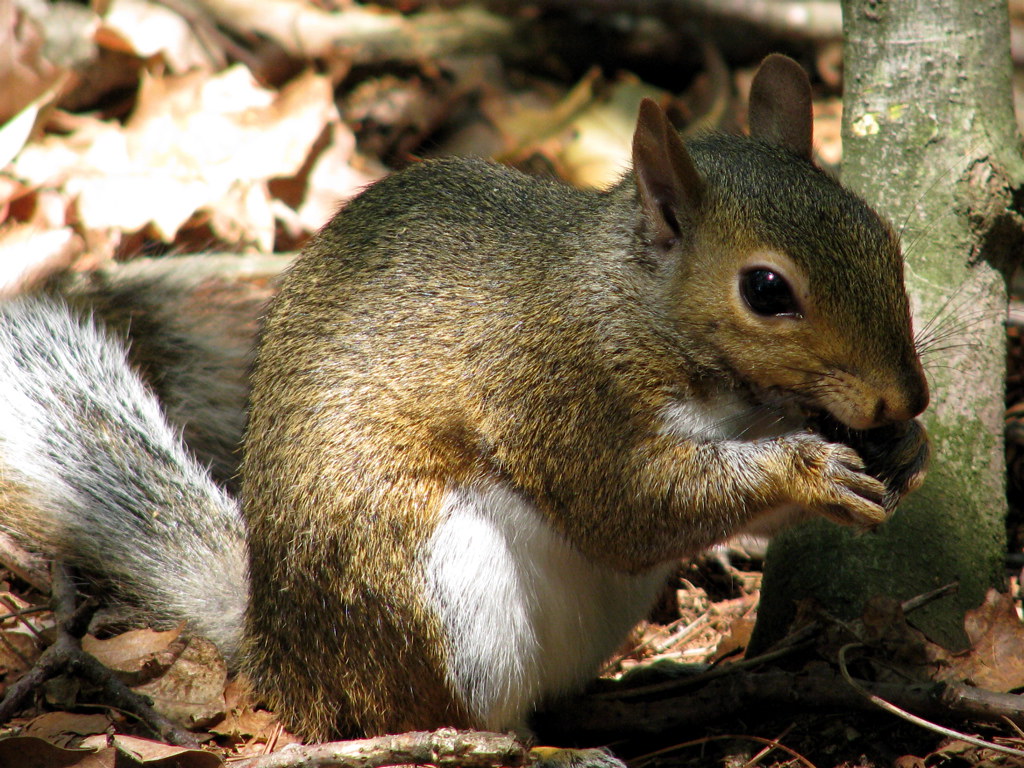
0;297;248;661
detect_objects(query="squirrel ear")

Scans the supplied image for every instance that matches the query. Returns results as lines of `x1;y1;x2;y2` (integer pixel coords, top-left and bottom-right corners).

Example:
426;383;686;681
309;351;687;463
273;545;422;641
748;54;813;161
632;98;704;251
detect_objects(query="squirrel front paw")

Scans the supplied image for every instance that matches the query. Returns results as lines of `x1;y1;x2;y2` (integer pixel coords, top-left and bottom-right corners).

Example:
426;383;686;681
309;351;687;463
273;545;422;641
784;433;889;528
847;419;929;513
813;417;930;514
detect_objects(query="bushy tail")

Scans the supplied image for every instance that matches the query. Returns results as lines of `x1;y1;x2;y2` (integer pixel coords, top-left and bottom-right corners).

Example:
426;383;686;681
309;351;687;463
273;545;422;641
0;298;248;661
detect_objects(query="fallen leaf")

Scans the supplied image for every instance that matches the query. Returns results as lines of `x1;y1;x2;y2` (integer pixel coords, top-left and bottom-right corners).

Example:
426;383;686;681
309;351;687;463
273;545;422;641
560;75;666;189
0;4;64;125
82;626;183;682
0;225;80;296
24;712;113;747
295;122;379;233
936;589;1024;691
0;736;111;768
99;0;210;73
489;69;599;169
130;637;227;728
209;706;278;741
11;66;338;247
0;629;39;675
712;616;756;662
81;733;221;766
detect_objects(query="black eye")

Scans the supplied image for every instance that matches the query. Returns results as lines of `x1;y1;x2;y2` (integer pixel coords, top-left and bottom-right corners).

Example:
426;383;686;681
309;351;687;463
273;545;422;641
740;268;801;318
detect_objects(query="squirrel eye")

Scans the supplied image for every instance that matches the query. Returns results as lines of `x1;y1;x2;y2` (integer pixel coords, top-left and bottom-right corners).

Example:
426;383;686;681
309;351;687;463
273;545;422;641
739;268;802;318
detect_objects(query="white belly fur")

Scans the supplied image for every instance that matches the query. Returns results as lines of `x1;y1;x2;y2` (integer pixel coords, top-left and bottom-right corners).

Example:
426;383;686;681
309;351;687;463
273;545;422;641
423;481;674;731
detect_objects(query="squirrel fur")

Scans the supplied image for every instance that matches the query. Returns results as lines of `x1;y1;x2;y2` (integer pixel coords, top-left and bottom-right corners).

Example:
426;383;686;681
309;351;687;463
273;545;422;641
0;55;928;740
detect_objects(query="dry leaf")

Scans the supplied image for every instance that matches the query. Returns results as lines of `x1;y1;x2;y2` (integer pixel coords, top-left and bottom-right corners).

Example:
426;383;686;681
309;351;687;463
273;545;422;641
81;626;182;680
0;225;80;296
712;616;756;662
130;637;227;728
813;97;843;167
0;736;112;768
935;589;1024;691
205;180;275;254
99;0;209;73
0;629;39;675
0;90;47;170
560;76;666;189
24;712;114;747
488;70;599;168
296;123;379;232
209;706;278;741
11;66;338;247
81;733;222;766
0;4;64;125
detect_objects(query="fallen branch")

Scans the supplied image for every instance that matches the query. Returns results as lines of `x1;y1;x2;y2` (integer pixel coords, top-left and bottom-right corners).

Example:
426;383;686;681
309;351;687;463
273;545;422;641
536;666;1024;741
231;728;529;768
192;1;527;63
479;0;842;40
837;643;1024;760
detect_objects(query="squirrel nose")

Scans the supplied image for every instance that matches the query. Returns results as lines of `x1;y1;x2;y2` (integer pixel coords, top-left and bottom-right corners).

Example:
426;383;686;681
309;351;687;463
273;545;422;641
875;383;930;425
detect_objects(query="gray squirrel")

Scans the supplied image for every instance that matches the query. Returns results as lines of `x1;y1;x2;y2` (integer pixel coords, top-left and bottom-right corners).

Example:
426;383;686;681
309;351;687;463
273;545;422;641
0;55;928;740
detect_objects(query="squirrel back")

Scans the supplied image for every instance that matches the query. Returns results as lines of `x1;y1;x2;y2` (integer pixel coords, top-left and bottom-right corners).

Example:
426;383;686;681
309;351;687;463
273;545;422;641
0;55;928;741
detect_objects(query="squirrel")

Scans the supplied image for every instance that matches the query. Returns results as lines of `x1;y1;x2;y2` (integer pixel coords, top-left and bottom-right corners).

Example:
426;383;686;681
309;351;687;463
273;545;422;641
0;54;929;741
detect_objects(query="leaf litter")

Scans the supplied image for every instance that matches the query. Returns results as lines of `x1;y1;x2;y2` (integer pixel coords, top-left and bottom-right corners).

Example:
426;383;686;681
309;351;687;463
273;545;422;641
2;2;1024;768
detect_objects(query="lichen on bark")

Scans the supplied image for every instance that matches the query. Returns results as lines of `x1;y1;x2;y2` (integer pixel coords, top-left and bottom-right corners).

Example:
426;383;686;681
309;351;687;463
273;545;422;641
752;0;1024;653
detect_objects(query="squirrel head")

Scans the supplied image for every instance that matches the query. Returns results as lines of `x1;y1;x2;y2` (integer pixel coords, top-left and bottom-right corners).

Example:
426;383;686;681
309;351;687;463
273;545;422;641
631;54;928;430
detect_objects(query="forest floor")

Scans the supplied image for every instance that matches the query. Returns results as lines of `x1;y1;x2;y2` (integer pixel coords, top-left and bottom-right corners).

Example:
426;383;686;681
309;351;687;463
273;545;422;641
4;2;1024;767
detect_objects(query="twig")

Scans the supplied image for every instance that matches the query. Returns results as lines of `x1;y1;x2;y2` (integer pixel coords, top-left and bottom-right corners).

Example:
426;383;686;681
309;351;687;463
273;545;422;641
0;605;49;623
0;596;47;639
836;643;1024;760
900;582;958;614
229;728;529;768
630;730;816;768
0;531;52;593
0;564;200;748
741;722;797;768
594;623;817;701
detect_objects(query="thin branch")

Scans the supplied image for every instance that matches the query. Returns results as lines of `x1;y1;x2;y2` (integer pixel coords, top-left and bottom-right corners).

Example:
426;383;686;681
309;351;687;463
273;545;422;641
192;1;525;63
836;643;1024;759
0;531;52;593
230;728;529;768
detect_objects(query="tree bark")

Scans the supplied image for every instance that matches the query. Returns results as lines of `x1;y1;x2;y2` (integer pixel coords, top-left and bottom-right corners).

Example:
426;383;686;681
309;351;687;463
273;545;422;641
752;0;1024;653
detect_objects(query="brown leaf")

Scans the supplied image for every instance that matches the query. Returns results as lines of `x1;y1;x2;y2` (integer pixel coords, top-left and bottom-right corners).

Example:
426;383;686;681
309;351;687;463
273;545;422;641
0;225;81;296
11;66;337;247
81;733;221;766
712;616;756;662
0;736;113;768
0;5;64;125
560;75;667;189
130;637;227;728
82;626;183;681
209;706;278;741
937;589;1024;691
24;712;114;747
0;629;40;676
99;0;210;74
295;123;379;233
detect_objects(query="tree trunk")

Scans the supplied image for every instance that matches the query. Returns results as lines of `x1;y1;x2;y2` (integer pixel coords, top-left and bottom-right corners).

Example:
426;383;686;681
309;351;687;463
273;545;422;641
752;0;1024;653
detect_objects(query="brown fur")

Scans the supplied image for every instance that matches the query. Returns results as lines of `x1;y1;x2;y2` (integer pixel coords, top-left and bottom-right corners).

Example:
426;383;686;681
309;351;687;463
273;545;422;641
240;57;927;737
